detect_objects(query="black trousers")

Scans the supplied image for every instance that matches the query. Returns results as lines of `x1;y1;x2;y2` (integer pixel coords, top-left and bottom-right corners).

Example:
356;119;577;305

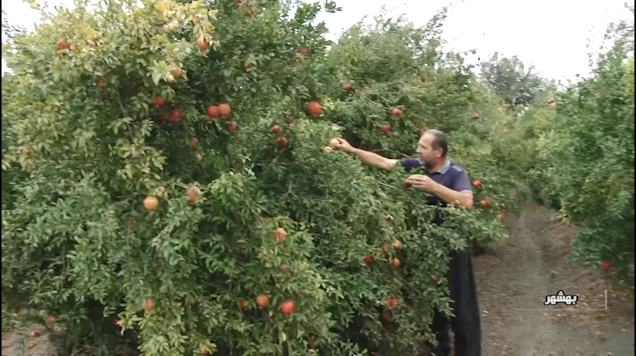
428;248;481;356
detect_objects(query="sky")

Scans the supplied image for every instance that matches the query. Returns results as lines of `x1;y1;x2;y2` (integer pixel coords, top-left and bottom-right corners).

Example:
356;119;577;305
2;0;633;83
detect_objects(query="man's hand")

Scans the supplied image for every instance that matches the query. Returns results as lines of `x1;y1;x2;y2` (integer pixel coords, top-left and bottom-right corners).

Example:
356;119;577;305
406;174;439;194
336;138;356;154
332;138;398;172
406;174;474;209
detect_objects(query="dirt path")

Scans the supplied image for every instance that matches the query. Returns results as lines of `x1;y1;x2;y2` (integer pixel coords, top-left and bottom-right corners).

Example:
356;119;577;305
1;326;56;356
474;201;635;356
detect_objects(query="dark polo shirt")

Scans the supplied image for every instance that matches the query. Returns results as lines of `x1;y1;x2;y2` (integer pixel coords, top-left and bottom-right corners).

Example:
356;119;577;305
400;156;473;224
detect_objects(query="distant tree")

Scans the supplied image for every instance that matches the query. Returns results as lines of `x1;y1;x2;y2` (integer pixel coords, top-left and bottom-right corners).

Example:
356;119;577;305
478;52;548;107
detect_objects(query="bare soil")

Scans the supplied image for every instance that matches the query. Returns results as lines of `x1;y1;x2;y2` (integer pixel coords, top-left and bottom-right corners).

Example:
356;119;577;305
1;326;57;356
2;201;634;356
475;201;635;356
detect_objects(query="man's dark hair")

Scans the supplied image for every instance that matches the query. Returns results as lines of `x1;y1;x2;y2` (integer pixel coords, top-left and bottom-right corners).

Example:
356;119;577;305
425;129;448;157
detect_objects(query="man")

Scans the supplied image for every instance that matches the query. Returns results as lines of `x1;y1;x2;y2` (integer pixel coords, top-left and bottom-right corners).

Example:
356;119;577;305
336;129;481;356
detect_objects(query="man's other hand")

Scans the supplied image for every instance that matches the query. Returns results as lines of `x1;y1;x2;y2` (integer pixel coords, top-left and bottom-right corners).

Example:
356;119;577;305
406;174;439;194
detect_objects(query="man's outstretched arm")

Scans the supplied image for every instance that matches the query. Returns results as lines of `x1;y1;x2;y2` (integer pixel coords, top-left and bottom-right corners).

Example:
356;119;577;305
337;138;398;172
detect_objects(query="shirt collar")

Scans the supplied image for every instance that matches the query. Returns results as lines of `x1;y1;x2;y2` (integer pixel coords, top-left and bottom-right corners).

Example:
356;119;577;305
433;157;451;174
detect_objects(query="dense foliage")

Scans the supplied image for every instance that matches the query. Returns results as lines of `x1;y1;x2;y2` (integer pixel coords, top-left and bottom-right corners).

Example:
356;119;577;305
527;11;635;280
1;0;632;354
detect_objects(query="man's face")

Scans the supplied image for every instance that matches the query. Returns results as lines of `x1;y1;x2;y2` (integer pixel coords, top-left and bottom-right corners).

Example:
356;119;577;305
416;133;442;168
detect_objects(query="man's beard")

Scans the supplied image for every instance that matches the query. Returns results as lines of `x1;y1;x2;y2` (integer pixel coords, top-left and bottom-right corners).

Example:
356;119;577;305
421;157;434;171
